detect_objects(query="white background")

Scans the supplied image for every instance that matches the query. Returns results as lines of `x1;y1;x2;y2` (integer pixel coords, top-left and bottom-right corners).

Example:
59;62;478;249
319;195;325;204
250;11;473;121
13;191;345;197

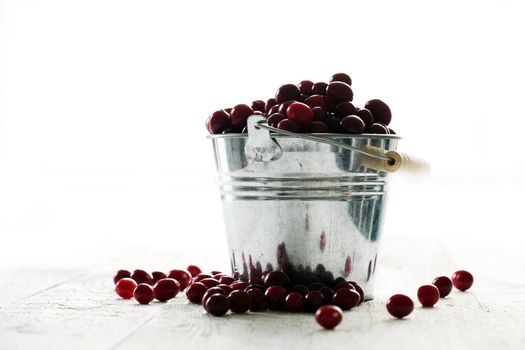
1;0;524;271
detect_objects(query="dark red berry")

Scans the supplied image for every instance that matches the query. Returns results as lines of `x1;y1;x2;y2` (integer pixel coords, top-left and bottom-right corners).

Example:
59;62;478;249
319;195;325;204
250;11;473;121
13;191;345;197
417;284;440;307
320;287;335;304
186;282;208;304
349;282;364;303
268;113;286;127
366;123;389;134
267;104;279;116
326;81;353;104
305;290;325;312
364;99;391;125
277;119;300;132
327;117;345;133
230;281;249;291
315;305;343;330
113;270;131;284
432;276;453;298
230;104;254;129
275;84;301;104
167;269;192;290
310;121;330;133
287;102;314;127
356;108;374;126
194;273;212;282
304;95;327;110
340;115;365;133
251;100;266;112
134;284;155;305
386;294;414;319
452;270;474;291
202;287;226;305
217;284;233;295
131;269;153;286
152;271;167;284
207;110;231;134
264;285;287;310
299;80;314;95
219;276;236;285
335;101;357;117
312;107;327;121
308;282;325;291
388;128;396;134
312;82;328;95
330;73;352;86
247;288;265;312
154;278;180;302
228;290;252;313
333;288;360;310
285;292;305;312
200;278;220;288
278;100;296;116
334;282;355;291
289;284;309;296
265;98;277;113
205;294;230;316
115;278;137;299
264;271;290;287
186;265;202;277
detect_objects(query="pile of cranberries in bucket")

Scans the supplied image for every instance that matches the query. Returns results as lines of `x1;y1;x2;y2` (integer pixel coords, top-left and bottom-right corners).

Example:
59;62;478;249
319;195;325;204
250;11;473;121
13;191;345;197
205;73;395;135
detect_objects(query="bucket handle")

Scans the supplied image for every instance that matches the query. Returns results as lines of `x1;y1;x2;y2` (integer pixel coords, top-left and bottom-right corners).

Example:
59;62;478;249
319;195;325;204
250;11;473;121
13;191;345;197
246;116;430;174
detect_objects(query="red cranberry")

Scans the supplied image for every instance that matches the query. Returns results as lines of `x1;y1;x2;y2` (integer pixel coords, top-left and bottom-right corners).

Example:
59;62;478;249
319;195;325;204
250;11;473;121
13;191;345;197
219;276;236;285
386;294;414;319
264;285;287;310
230;281;249;291
275;84;301;104
186;282;208;304
327;117;345;133
265;98;277;113
432;276;453;298
312;107;327;121
245;284;264;292
349;282;364;303
186;265;202;277
212;272;228;278
278;100;296;116
202;287;226;305
200;278;220;288
304;95;327;109
264;271;290;287
228;290;251;313
167;269;192;290
285;292;305;312
364;99;391;125
289;284;309;296
113;269;131;284
230;104;254;129
217;284;232;295
452;270;474;291
335;101;357;117
267;105;279;116
268;113;287;127
207;110;231;134
315;305;343;330
330;73;352;86
333;288;360;310
131;269;153;286
205;294;230;316
417;284;440;307
194;273;212;282
340;115;365;133
154;278;180;302
356;108;374;126
320;286;335;304
326;81;353;104
299;80;314;94
152;271;167;284
312;82;328;95
305;290;325;312
366;123;389;134
277;119;300;132
247;288;266;312
134;284;155;305
334;282;355;292
310;121;330;133
115;278;137;299
251;100;266;112
308;282;325;291
287;102;314;127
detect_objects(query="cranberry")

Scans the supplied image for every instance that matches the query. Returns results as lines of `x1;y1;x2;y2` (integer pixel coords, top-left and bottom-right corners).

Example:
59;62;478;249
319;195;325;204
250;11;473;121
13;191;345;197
330;73;352;86
341;115;365;133
364;99;391;125
285;292;305;312
335;101;357;118
186;282;208;304
299;80;314;94
287;102;314;127
230;104;254;129
200;278;220;288
289;284;309;296
113;269;131;284
268;113;286;127
328;117;345;133
212;272;228;278
219;276;236;285
333;288;360;310
386;294;414;319
230;281;249;291
432;276;453;298
167;269;192;290
251;100;266;112
320;286;335;304
315;305;343;330
152;271;167;284
134;284;155;305
247;288;266;312
305;290;325;312
267;104;279;116
154;278;180;302
417;284;440;307
265;98;277;113
264;271;290;287
326;81;353;104
115;278;137;299
264;285;287;310
131;269;153;286
366;123;389;134
217;284;233;295
278;100;296;116
312;107;327;121
356;108;374;126
277;119;300;132
304;95;327;110
312;82;328;95
349;282;364;303
205;294;230;316
207;110;231;134
245;284;264;292
186;265;202;277
275;84;301;104
228;290;251;313
194;273;212;282
452;270;474;291
308;282;325;291
310;121;330;133
202;287;226;305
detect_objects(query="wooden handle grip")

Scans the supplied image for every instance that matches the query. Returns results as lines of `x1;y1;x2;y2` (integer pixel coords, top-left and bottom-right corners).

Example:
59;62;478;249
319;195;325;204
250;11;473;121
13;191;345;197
363;146;430;174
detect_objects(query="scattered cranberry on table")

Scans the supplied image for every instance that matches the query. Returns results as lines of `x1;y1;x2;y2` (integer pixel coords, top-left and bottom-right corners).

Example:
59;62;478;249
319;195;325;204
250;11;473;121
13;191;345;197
115;278;137;299
152;271;167;284
186;282;207;304
432;276;453;298
205;294;230;317
417;284;440;307
452;270;474;291
228;290;252;314
134;284;155;305
315;305;343;330
113;269;131;285
167;269;192;290
386;294;414;319
131;269;154;286
153;278;180;302
186;265;202;278
333;288;360;310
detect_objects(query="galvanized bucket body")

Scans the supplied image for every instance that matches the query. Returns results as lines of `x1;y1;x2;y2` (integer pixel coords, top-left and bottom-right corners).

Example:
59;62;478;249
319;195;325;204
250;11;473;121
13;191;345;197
210;131;399;299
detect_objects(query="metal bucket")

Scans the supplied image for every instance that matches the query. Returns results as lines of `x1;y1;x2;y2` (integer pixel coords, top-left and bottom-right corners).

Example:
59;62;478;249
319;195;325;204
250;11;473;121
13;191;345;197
209;116;400;299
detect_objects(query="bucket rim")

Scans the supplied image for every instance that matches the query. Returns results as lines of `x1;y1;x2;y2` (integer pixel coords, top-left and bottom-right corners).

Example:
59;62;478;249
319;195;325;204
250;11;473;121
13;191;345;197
207;132;402;140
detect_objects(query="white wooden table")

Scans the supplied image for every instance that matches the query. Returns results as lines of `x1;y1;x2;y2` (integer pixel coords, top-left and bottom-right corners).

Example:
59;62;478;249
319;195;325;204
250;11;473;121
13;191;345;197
1;235;523;350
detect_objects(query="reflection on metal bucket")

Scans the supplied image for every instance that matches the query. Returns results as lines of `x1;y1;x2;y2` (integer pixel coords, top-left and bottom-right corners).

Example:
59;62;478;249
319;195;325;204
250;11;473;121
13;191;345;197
209;118;399;299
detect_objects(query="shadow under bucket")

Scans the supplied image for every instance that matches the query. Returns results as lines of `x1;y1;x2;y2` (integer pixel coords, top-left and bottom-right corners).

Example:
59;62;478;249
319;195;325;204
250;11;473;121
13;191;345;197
209;116;400;300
